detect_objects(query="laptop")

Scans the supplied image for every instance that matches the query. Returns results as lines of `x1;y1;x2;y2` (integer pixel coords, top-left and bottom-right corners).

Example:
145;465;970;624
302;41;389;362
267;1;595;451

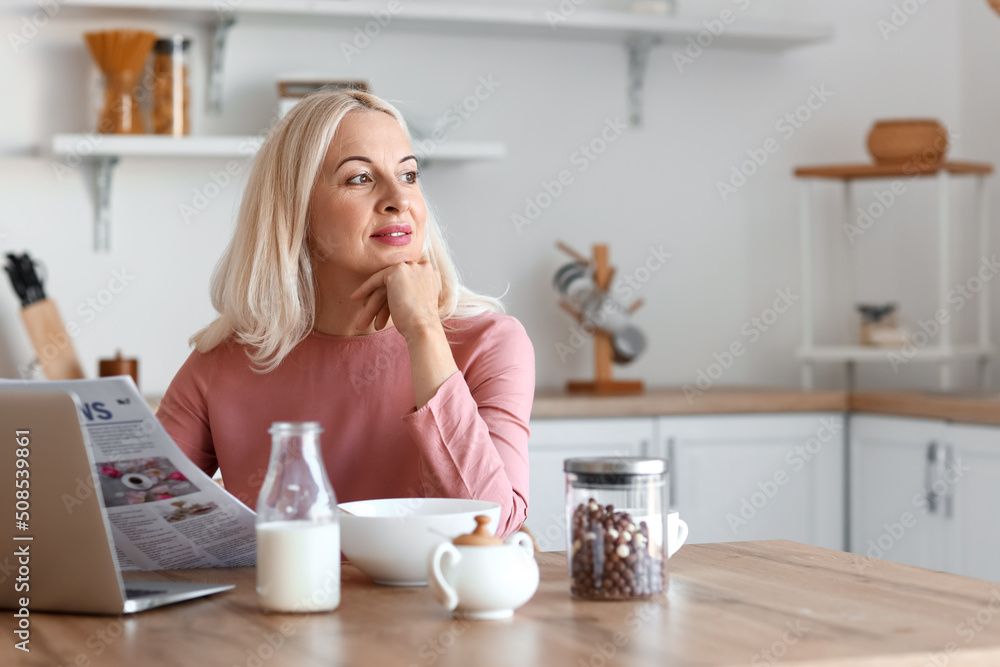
0;388;233;614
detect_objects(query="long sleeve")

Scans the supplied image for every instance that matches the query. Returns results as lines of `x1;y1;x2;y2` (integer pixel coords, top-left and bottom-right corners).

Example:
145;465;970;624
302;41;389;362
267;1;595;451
400;315;535;537
156;350;219;477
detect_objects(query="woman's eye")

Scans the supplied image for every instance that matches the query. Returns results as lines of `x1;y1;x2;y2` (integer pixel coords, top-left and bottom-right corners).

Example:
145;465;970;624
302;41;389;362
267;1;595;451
401;171;419;184
347;172;372;185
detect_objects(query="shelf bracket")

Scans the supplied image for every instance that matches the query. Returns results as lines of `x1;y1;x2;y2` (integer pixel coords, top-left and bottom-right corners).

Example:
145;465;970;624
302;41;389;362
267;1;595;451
626;36;658;129
208;16;237;114
93;156;119;253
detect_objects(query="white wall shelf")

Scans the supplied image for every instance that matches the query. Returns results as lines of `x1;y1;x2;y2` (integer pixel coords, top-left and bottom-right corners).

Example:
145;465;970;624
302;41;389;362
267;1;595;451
798;345;992;363
51;1;830;251
61;0;833;124
63;0;832;47
795;162;995;392
51;134;505;161
51;134;505;251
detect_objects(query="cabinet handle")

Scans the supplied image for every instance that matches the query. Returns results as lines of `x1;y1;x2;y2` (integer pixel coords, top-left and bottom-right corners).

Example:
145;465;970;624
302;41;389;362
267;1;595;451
944;443;956;519
925;441;944;514
667;437;676;508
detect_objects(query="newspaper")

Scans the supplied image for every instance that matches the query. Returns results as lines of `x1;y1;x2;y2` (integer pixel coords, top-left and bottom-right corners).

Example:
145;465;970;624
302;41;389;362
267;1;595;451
0;376;256;571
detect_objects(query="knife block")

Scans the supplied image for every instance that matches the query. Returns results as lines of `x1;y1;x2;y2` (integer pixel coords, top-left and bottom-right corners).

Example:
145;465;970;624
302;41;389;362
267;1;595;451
20;299;85;380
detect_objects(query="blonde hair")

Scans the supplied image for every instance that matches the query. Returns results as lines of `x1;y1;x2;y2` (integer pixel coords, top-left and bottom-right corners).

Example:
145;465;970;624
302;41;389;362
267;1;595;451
191;89;503;372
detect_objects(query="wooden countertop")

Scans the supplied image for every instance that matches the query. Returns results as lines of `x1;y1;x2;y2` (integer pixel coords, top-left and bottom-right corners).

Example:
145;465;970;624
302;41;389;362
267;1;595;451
851;391;1000;427
533;386;1000;426
11;540;1000;666
532;387;849;418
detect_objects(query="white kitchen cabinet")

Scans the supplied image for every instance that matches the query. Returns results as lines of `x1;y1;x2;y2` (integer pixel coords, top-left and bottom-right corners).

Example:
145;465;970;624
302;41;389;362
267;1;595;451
525;417;655;552
944;423;1000;582
658;413;845;550
848;415;952;573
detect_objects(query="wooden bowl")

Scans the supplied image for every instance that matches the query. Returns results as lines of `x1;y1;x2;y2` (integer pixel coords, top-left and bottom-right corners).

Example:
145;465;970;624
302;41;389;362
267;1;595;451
866;119;948;166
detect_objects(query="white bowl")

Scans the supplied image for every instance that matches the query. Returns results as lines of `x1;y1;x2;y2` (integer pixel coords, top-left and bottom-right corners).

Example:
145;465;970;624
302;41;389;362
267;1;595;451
339;498;501;586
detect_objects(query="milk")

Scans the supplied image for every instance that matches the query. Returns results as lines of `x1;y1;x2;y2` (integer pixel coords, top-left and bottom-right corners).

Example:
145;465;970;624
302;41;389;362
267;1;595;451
256;521;341;612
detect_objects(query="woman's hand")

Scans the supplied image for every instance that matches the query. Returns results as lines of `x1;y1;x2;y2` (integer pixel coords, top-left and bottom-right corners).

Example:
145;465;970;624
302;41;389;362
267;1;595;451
349;260;442;342
350;260;459;409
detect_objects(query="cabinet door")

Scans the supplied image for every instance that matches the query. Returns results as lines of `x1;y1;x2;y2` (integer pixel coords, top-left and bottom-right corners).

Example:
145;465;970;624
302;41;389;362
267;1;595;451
849;415;950;572
945;423;1000;582
659;413;845;550
526;418;655;552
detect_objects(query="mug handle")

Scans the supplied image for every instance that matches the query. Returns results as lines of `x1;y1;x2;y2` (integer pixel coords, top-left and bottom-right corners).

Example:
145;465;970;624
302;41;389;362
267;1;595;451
429;542;462;611
669;518;689;558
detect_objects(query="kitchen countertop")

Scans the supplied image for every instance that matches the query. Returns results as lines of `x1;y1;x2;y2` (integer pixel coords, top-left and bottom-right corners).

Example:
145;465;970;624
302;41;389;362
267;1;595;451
533;386;1000;426
532;387;849;418
850;391;1000;427
11;540;1000;666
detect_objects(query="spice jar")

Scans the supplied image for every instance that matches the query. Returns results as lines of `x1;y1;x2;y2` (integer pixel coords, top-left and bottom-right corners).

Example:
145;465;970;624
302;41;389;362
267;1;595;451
565;457;668;600
152;35;191;136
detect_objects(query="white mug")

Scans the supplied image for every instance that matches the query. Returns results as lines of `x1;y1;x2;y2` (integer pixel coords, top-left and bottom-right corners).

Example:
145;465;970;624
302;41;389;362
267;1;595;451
667;510;689;558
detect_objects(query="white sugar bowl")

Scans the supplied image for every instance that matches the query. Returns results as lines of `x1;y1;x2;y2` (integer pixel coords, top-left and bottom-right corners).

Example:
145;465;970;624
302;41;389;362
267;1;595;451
428;515;539;620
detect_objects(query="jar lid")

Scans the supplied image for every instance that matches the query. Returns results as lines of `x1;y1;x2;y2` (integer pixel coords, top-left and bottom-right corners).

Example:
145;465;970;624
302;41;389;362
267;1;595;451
154;35;192;52
564;457;668;475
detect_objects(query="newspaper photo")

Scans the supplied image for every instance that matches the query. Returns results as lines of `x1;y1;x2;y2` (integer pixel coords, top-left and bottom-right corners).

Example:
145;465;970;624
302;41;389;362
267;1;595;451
0;376;256;571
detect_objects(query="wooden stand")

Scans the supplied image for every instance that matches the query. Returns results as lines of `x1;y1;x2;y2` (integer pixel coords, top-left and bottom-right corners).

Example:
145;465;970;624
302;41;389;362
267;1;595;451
557;242;644;396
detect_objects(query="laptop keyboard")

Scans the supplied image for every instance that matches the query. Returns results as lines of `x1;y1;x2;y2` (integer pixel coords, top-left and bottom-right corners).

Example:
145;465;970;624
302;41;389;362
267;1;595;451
126;588;168;598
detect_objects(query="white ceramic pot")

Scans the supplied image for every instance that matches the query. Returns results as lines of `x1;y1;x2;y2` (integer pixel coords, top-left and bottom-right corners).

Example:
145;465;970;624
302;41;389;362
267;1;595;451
428;532;539;620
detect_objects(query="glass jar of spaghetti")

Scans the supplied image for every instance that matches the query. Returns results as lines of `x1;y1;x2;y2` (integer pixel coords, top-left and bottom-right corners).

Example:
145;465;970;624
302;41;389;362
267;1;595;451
152;35;191;136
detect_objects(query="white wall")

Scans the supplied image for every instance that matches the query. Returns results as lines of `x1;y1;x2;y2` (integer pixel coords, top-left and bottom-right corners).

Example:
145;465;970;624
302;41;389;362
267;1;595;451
0;0;992;396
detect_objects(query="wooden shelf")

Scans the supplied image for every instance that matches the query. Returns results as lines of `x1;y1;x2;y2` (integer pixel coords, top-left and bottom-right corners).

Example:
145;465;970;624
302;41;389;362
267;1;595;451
51;134;506;161
62;0;833;50
794;161;993;180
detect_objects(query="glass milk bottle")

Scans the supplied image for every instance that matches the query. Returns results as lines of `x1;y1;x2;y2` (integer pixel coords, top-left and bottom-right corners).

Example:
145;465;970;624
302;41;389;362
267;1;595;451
256;422;340;612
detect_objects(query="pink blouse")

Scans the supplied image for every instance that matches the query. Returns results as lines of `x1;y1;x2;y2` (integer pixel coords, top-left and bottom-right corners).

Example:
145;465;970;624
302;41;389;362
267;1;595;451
156;312;535;537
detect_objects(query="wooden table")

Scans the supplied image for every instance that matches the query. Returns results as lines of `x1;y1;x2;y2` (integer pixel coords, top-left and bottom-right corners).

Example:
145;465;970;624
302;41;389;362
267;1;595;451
7;540;1000;666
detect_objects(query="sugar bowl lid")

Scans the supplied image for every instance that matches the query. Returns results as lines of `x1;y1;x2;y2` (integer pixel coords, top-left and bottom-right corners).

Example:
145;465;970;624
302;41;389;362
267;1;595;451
453;515;503;546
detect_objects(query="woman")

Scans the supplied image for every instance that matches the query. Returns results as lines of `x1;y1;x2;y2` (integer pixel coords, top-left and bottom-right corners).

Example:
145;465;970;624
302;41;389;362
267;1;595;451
156;90;534;537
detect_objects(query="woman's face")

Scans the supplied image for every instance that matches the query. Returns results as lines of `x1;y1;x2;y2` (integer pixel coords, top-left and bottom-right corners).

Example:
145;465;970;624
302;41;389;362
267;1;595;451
308;110;426;279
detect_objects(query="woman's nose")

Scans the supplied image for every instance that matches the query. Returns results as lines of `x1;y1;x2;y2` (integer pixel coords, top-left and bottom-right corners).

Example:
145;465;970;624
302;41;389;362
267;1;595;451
379;179;410;214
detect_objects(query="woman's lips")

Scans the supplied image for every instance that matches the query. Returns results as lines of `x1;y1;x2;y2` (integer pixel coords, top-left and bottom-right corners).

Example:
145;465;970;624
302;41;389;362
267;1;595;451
371;233;411;246
370;224;412;246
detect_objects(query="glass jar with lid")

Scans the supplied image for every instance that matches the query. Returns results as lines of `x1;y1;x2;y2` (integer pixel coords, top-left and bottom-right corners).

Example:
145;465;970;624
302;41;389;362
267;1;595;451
564;457;668;600
152;35;191;136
